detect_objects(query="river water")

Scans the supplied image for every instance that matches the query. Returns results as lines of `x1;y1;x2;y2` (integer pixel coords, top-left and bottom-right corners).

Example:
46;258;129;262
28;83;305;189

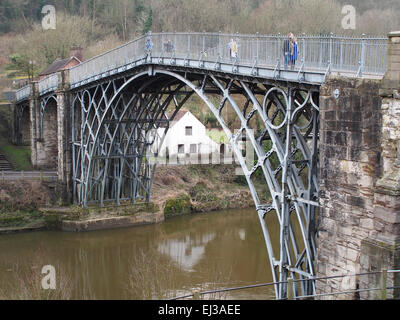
0;207;281;300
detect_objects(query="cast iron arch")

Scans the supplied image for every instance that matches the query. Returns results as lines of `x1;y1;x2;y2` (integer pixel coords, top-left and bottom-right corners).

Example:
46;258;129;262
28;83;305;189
72;68;320;299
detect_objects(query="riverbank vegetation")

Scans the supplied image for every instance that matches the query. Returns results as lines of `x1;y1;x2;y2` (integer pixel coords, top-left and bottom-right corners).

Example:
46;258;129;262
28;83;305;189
0;103;32;170
0;164;262;231
153;164;263;217
0;180;57;230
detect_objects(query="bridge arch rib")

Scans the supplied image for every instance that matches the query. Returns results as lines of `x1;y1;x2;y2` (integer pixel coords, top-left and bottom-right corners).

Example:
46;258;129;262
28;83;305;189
71;68;320;299
39;94;58;141
13;101;30;146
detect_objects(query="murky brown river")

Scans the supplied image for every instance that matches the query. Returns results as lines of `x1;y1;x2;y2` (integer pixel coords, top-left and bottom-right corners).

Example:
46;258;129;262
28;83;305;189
0;207;281;300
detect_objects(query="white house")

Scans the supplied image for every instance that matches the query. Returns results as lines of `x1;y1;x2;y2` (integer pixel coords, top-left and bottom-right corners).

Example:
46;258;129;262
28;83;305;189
152;110;220;163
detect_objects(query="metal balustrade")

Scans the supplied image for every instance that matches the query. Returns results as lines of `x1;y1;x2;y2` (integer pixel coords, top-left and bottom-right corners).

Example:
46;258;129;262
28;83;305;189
169;269;400;300
15;85;30;101
38;73;59;95
15;32;388;102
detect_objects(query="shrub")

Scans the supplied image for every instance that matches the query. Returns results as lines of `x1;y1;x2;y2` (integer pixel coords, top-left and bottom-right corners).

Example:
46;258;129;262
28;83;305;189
163;194;191;218
234;175;248;186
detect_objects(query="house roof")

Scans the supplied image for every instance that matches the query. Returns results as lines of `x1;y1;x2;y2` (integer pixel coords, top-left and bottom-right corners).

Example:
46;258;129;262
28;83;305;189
158;109;189;128
159;109;204;129
39;56;81;77
168;109;188;125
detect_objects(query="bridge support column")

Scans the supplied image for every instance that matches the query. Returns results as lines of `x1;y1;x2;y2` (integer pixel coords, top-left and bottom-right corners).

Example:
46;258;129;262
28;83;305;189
29;81;40;168
10;101;18;145
359;31;400;299
317;76;382;299
317;31;400;300
56;70;73;203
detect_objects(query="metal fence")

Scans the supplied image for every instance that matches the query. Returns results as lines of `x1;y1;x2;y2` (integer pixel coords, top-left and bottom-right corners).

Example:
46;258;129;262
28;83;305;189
169;269;400;300
38;73;59;96
15;32;388;102
69;32;387;86
15;85;30;102
0;170;58;181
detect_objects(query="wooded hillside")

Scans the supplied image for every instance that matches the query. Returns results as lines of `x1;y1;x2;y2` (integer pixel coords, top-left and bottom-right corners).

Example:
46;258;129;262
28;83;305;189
1;0;399;37
0;0;399;89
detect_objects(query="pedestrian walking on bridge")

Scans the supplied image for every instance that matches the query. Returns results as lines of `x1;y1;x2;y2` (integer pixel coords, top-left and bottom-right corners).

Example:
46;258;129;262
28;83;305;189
289;36;299;70
231;38;238;60
283;33;292;70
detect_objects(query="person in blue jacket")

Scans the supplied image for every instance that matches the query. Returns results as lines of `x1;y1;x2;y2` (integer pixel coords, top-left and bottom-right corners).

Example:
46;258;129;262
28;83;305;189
289;36;299;70
145;36;153;52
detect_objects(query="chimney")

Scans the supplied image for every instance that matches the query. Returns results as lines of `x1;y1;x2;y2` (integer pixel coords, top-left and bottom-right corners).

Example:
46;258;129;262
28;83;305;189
69;46;83;62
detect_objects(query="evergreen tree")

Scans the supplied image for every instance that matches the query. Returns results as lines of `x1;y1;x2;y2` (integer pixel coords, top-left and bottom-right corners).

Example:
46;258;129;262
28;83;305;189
143;7;153;35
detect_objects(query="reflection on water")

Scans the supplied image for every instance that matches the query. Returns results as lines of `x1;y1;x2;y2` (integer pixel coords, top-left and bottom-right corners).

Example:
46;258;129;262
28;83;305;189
238;228;246;241
0;207;279;300
157;233;216;272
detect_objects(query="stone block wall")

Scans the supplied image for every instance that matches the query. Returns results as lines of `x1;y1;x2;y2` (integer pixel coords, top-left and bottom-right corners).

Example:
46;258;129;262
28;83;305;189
357;32;400;299
56;88;73;203
20;107;31;146
359;238;400;299
36;102;58;170
317;31;400;300
317;77;383;299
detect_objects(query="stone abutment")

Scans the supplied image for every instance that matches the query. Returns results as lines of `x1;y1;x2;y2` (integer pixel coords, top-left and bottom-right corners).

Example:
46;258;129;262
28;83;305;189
316;31;400;299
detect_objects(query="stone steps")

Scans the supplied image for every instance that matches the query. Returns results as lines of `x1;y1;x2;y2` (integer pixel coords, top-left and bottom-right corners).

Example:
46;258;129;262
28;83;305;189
0;154;13;171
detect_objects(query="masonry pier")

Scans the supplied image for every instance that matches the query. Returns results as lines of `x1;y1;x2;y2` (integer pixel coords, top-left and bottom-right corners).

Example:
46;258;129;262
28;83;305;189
317;31;400;299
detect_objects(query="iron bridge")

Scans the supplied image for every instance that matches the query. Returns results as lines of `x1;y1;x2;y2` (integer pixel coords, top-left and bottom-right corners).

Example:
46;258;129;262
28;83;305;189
13;32;388;299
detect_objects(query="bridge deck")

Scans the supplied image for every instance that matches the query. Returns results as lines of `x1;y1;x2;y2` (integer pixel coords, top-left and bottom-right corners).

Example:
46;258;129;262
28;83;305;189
14;32;387;102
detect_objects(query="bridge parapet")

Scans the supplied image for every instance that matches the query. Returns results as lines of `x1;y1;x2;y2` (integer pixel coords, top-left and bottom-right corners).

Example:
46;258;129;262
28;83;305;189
13;32;388;103
15;85;30;102
68;32;387;88
380;31;400;96
38;73;59;96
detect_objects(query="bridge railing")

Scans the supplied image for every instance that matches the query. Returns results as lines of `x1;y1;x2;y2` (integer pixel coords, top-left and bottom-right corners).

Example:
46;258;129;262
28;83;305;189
169;269;400;300
38;73;59;95
69;32;387;86
16;32;388;102
15;85;30;102
69;35;146;86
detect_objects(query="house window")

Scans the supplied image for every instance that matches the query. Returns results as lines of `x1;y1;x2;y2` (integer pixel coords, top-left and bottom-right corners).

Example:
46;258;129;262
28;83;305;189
178;144;185;154
190;144;197;153
185;126;192;136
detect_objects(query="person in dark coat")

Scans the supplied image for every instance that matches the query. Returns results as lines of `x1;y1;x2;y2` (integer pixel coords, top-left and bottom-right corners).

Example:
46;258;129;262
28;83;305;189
283;33;292;70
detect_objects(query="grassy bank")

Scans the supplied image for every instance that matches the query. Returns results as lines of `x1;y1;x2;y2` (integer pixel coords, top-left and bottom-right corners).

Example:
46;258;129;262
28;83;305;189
0;104;32;171
0;180;57;231
0;164;265;231
152;164;267;217
0;139;32;171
